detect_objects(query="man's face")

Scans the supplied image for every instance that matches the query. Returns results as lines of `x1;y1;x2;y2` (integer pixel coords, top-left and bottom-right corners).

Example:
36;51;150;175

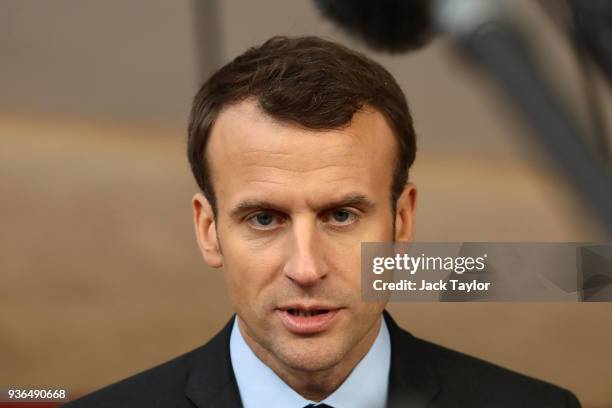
193;99;416;375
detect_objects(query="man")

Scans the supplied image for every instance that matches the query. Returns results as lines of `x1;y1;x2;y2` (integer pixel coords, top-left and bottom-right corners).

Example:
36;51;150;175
65;36;580;407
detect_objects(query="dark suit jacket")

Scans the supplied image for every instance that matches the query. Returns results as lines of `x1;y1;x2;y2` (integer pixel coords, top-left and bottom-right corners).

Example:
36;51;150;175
64;311;580;407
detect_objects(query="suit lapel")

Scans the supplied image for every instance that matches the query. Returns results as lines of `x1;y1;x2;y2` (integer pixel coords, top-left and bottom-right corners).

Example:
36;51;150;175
185;316;243;408
384;310;440;408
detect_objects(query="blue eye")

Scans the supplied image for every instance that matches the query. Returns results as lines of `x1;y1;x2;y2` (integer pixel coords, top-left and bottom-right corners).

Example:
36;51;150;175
246;211;282;230
255;213;274;225
333;210;350;222
328;209;357;226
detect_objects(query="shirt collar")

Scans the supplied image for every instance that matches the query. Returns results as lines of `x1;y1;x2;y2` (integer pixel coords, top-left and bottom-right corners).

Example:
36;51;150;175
230;315;391;408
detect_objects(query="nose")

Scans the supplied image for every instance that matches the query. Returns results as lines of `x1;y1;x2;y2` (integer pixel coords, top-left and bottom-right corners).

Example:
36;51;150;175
282;218;328;287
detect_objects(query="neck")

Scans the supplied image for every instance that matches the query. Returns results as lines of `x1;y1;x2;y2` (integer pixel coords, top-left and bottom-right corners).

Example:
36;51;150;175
238;316;381;401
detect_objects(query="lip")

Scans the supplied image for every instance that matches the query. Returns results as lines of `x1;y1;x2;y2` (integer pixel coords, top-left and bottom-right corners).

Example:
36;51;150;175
276;305;342;335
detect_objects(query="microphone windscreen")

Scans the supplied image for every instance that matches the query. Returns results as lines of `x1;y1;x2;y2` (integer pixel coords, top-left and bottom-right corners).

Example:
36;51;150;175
314;0;434;53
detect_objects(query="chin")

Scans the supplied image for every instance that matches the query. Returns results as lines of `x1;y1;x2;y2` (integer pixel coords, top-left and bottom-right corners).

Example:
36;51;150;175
274;337;346;372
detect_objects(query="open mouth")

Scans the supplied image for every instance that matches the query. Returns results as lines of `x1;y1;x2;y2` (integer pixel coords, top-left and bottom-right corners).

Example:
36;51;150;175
277;307;341;334
286;308;330;317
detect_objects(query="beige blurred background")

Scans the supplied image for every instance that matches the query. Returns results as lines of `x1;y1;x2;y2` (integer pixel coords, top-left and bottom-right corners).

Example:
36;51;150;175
2;1;612;407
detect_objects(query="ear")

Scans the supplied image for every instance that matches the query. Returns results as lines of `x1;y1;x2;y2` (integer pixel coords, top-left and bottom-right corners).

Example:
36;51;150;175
394;183;417;242
192;193;223;268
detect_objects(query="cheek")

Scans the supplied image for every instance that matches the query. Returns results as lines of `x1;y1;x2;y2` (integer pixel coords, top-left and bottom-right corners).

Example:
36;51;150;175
347;212;394;246
220;237;283;310
326;244;361;285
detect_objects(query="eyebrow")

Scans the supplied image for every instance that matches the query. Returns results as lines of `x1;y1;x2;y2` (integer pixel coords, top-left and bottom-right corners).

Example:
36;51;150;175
228;192;376;219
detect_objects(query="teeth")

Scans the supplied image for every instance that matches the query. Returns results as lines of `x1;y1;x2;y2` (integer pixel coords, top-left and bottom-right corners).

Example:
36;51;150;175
288;309;328;317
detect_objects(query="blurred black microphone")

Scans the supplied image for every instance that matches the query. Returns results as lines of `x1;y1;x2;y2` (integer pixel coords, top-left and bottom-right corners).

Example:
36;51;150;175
569;0;612;85
313;0;434;52
314;0;612;236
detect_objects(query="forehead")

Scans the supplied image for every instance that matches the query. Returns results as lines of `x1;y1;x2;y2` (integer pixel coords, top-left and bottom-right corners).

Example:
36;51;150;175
207;99;397;210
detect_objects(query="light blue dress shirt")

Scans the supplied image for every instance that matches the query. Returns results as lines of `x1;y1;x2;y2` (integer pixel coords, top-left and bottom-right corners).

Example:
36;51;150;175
229;315;391;408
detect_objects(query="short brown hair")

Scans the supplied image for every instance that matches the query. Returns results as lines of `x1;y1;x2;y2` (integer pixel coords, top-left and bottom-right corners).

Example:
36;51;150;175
187;36;416;216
